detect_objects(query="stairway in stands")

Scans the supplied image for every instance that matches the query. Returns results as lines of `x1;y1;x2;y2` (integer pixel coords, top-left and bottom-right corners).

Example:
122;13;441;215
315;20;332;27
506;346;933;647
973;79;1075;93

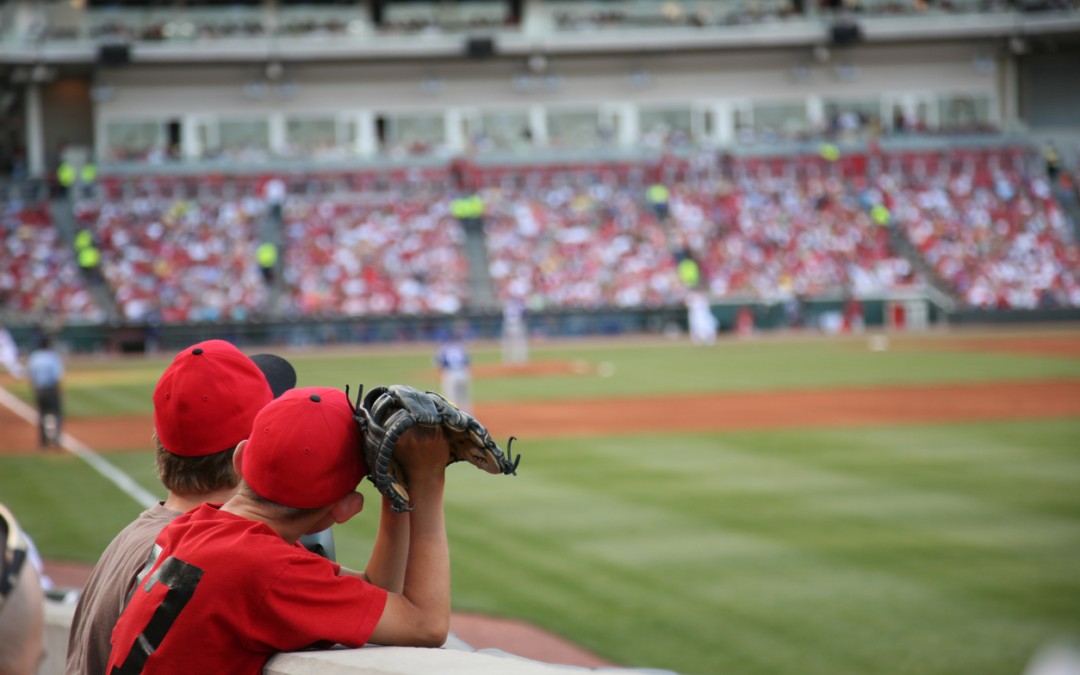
887;220;959;313
262;201;287;317
460;218;499;312
50;194;121;322
1052;180;1080;242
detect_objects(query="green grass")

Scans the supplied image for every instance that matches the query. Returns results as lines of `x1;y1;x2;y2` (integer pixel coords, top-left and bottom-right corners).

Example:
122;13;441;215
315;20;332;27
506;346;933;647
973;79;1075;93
1;330;1079;674
0;452;150;559
469;338;1080;401
416;419;1080;675
6;333;1080;414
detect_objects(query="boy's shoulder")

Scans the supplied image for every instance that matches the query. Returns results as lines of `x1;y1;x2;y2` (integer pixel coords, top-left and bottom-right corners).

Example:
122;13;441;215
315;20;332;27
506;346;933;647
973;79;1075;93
165;505;283;552
147;506;343;604
161;506;338;576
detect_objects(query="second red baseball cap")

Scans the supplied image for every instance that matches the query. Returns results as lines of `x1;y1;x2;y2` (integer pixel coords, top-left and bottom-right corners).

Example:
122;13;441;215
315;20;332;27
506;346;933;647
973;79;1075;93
241;387;366;509
153;340;276;458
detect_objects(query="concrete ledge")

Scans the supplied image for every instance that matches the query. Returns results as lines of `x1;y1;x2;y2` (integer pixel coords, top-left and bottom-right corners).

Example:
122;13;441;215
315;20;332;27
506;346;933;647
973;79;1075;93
44;599;676;675
268;645;597;675
44;599;76;675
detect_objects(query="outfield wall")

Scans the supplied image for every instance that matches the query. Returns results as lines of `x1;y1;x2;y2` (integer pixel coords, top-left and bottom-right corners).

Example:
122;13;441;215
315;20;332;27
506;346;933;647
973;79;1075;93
42;601;654;675
6;294;940;354
10;298;1080;355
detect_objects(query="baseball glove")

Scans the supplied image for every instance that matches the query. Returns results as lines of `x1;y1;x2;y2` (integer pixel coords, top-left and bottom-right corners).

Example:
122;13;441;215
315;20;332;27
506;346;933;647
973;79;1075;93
357;384;520;513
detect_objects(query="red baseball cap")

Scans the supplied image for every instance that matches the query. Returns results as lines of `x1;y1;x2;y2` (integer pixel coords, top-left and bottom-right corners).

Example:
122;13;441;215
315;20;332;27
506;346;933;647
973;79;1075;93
153;340;275;458
241;387;366;509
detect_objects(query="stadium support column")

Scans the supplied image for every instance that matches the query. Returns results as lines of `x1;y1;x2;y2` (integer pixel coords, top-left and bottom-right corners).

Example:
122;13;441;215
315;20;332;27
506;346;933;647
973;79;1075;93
616;103;637;149
356;110;377;158
445;109;466;154
713;102;733;147
807;97;825;133
999;54;1019;131
528;105;547;147
268;113;287;157
519;0;546;35
25;83;45;179
180;117;201;161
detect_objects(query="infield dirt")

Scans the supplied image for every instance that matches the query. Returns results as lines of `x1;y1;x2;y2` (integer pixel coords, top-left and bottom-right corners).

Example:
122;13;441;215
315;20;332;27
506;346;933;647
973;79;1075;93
3;379;1080;455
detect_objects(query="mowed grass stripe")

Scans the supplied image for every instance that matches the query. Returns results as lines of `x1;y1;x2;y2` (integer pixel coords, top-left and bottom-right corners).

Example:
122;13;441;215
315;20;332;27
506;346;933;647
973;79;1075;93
66;382;155;417
627;427;1080;627
0;453;147;560
637;442;1073;671
412;421;1080;675
448;498;744;672
104;449;165;496
471;339;1080;402
446;462;997;675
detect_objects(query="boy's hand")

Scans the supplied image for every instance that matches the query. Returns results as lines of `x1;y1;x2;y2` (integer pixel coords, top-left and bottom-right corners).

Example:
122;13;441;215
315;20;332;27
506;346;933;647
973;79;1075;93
392;425;451;484
359;385;521;512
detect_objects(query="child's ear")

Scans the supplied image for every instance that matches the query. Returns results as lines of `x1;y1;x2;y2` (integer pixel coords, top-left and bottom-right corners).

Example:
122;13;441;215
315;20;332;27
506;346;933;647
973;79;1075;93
330;491;364;524
233;440;247;475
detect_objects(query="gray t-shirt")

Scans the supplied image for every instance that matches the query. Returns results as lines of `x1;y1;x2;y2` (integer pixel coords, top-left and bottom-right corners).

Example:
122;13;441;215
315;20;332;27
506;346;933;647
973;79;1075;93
66;503;181;675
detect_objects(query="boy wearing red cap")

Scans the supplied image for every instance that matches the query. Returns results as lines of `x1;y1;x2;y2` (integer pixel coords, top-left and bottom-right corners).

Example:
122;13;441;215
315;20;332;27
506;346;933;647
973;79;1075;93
67;340;296;675
106;386;452;674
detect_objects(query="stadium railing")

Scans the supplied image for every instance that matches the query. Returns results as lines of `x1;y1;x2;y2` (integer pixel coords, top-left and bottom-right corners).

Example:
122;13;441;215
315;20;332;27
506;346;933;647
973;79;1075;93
82;131;1035;177
3;1;1078;56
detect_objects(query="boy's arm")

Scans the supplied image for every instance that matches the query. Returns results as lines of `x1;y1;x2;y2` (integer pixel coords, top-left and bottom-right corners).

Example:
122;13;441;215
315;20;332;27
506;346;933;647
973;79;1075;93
366;428;451;647
341;497;410;593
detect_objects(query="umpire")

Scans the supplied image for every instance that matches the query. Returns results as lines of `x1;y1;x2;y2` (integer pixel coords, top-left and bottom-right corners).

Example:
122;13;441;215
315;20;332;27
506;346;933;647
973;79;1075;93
26;335;64;449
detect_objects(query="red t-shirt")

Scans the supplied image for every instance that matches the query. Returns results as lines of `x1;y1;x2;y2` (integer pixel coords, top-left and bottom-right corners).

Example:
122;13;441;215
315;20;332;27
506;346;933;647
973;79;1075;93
106;504;387;675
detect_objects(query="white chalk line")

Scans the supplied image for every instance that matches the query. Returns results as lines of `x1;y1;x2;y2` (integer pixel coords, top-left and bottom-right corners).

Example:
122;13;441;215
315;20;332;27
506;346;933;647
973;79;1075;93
0;385;157;509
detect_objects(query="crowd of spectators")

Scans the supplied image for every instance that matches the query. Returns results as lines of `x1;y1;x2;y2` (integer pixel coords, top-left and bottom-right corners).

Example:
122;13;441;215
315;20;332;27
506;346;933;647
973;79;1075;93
879;151;1080;309
73;192;269;323
5;146;1079;327
548;0;1044;32
0;198;104;324
88;17;264;42
88;14;372;43
475;165;912;312
20;0;1079;47
481;177;681;309
277;187;469;317
686;173;911;300
31;3;507;44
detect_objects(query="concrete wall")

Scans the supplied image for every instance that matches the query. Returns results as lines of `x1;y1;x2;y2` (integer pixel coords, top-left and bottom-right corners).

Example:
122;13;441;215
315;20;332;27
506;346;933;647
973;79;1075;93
87;42;1002;159
43;600;75;675
43;600;665;675
95;43;995;117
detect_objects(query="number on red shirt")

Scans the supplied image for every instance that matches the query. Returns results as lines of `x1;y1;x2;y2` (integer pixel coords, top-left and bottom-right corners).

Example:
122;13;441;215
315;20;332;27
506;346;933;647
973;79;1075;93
110;550;204;675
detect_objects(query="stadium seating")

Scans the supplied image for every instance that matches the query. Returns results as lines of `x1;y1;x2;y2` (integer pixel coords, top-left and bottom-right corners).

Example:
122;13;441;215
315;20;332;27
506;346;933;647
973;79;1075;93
72;194;269;323
880;148;1080;308
277;189;470;317
14;142;1080;325
480;179;680;309
0;199;105;324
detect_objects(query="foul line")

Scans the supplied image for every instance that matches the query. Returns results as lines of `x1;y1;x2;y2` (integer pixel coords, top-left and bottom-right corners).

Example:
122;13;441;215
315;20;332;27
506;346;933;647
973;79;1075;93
0;385;157;509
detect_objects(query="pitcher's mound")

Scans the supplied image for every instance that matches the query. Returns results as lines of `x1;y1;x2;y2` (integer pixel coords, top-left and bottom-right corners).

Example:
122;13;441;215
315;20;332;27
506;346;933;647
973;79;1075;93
472;361;595;378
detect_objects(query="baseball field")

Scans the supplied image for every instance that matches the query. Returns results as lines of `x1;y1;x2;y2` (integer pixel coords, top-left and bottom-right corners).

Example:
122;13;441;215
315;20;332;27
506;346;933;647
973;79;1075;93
1;325;1079;675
